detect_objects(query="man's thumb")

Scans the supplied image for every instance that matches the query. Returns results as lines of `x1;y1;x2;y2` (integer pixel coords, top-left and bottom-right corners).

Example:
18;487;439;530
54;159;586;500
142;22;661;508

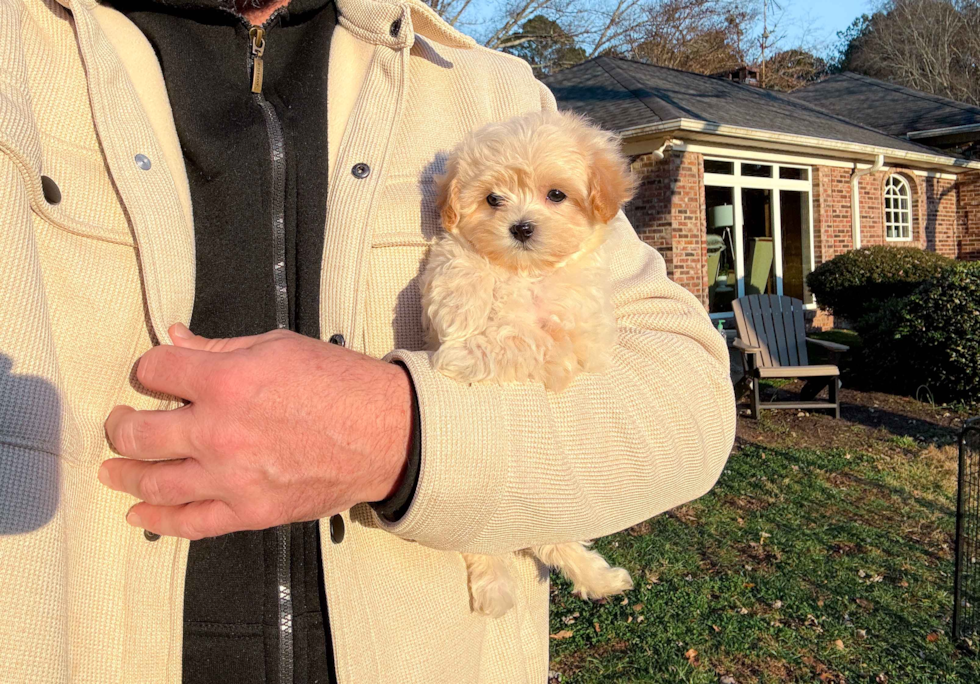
168;323;263;352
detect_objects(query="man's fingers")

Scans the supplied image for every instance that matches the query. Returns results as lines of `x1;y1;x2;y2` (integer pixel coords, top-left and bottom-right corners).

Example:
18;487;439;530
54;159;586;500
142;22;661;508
136;345;213;400
127;499;244;540
169;322;278;353
99;457;216;507
105;405;195;459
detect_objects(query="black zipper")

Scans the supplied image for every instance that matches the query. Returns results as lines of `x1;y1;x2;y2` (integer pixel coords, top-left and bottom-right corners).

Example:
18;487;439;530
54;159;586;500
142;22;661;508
245;19;293;684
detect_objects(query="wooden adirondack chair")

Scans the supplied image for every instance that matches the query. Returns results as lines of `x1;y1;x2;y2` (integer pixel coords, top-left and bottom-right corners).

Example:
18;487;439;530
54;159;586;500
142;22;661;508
732;294;849;419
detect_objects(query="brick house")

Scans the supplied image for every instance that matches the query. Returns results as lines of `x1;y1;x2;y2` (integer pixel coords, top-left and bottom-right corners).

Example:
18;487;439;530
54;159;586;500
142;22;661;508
542;58;980;327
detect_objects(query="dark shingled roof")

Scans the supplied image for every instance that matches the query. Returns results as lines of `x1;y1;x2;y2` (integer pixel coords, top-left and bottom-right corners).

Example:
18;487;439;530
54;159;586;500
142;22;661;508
541;57;939;155
790;72;980;137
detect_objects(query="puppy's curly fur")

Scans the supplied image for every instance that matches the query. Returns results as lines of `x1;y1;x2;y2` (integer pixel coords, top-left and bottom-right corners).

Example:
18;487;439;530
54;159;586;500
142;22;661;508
423;110;636;617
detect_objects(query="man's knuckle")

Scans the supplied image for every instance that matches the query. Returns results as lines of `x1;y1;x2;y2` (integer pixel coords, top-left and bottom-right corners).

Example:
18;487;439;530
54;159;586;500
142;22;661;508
253;500;282;526
138;471;166;504
178;518;205;541
205;424;240;456
208;365;241;403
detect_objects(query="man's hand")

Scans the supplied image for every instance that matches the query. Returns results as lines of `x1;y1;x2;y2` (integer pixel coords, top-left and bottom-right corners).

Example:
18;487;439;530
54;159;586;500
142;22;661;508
99;323;413;539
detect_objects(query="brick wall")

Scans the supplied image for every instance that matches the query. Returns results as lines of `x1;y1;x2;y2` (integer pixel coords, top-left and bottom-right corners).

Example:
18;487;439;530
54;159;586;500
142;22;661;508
957;170;980;260
924;175;958;257
811;167;959;259
625;149;708;305
811;166;852;266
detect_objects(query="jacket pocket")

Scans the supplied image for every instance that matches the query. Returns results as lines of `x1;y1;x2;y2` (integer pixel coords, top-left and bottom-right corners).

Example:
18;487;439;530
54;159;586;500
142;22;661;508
27;137;135;246
363;243;431;358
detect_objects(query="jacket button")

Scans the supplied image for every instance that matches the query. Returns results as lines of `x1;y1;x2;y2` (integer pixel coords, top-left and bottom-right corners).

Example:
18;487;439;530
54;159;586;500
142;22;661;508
389;18;401;37
329;514;345;544
328;333;345;346
41;175;61;205
134;154;152;171
144;530;161;542
351;163;370;179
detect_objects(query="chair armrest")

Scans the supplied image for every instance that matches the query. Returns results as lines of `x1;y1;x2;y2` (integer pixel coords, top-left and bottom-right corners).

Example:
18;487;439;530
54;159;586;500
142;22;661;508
732;338;761;354
806;337;849;353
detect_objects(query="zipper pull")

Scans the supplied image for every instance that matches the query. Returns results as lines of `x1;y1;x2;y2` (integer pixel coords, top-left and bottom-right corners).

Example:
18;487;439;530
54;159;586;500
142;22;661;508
249;27;266;94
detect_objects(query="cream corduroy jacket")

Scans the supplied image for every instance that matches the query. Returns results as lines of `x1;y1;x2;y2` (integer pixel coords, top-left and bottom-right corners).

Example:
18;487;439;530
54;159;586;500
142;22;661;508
0;0;736;681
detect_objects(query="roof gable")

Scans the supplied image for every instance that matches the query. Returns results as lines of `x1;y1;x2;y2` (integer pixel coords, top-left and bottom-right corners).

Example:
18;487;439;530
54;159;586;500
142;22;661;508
542;57;939;155
790;72;980;136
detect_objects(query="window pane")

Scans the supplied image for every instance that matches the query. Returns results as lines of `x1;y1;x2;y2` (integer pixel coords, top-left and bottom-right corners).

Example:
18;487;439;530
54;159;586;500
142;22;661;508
742;188;774;295
779;167;808;181
901;198;908;210
706;185;737;313
704;159;734;175
780;190;812;304
885;196;892;210
742;163;772;178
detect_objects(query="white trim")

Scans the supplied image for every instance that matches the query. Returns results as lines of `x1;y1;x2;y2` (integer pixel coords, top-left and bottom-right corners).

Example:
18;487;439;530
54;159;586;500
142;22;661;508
907;122;980;139
665;140;860;169
911;168;959;180
884;174;913;241
703;156;816;313
657;139;965;179
619;118;980;173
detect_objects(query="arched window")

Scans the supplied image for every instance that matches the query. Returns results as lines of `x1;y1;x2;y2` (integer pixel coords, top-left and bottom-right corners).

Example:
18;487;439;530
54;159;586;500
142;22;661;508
884;175;912;241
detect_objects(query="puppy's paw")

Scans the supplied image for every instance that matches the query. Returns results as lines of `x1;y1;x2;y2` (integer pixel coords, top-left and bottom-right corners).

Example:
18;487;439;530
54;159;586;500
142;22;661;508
433;343;492;384
573;566;633;600
538;356;579;392
470;577;516;618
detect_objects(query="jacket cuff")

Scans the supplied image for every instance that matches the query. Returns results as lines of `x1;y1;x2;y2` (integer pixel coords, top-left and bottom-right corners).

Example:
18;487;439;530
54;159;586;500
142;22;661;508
374;349;510;550
368;361;420;522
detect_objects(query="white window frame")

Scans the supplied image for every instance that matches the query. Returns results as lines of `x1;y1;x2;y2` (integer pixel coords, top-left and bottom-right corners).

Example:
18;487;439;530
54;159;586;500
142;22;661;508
703;158;816;320
884;174;913;241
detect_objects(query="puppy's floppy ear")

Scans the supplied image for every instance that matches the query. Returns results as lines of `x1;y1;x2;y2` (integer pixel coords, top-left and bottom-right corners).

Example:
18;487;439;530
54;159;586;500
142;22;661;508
434;155;461;233
585;127;635;224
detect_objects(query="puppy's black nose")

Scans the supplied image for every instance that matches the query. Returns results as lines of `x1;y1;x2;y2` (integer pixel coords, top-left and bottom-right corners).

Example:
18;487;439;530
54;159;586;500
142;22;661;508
510;221;535;243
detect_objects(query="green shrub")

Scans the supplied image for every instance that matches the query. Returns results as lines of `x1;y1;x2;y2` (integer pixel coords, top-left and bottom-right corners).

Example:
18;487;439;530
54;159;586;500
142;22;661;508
860;264;980;402
805;246;952;327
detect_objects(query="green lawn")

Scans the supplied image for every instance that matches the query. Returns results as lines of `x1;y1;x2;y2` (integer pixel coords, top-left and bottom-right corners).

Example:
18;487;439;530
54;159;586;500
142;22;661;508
549;400;974;683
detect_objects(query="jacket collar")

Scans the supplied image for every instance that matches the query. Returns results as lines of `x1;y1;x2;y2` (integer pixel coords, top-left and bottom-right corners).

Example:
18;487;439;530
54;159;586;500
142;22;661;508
66;0;475;50
336;0;474;49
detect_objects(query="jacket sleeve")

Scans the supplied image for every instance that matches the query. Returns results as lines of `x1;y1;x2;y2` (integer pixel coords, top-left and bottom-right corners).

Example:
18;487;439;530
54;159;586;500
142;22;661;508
380;206;737;555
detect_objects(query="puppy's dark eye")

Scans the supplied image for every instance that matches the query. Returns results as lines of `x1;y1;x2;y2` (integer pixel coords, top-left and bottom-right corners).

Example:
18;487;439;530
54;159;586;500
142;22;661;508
486;193;504;208
547;189;566;203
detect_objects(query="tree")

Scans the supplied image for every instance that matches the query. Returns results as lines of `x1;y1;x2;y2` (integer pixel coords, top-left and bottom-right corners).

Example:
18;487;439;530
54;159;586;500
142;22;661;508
625;0;755;75
827;15;873;74
421;0;646;67
764;49;828;91
831;0;980;105
501;16;587;76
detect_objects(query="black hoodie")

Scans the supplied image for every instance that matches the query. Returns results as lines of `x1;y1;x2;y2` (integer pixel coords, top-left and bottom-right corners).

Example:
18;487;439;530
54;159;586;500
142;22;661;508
103;1;417;681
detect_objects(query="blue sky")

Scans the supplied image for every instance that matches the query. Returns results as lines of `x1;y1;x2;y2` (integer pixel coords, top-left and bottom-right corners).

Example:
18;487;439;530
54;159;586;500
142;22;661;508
779;0;875;56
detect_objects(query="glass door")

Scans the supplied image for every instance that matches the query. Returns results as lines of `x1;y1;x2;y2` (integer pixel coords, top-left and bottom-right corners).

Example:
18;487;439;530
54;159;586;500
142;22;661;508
704;159;814;317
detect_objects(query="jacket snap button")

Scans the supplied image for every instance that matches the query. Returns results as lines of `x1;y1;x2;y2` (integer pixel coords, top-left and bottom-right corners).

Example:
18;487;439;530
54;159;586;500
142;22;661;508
351;163;370;179
329;514;345;544
328;333;345;347
134;154;152;171
41;175;61;205
144;530;161;542
389;19;401;37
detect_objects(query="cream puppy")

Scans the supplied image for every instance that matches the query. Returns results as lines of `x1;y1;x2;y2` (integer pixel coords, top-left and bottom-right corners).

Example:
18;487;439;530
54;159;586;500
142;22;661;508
422;110;636;617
